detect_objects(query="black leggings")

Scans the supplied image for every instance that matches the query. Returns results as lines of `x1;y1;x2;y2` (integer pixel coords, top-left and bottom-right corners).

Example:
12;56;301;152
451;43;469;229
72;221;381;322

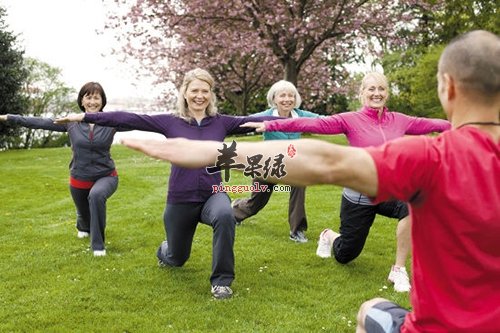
333;196;409;264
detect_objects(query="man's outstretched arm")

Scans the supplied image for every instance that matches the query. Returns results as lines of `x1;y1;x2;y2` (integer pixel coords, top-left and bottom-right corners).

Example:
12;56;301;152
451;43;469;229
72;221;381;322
121;137;378;197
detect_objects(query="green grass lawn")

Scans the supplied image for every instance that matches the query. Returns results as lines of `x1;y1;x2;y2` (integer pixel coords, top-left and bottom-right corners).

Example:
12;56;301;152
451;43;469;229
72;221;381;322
0;134;411;332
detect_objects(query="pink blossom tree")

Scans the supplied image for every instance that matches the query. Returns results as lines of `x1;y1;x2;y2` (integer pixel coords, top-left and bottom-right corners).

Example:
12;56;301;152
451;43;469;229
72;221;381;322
106;0;437;114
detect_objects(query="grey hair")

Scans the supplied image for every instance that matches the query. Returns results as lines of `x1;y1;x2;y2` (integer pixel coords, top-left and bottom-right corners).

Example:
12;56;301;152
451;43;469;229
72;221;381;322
266;80;302;108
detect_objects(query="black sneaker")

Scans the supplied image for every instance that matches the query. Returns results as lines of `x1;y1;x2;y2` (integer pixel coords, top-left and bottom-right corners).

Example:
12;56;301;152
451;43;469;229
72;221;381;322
211;285;233;299
289;230;308;243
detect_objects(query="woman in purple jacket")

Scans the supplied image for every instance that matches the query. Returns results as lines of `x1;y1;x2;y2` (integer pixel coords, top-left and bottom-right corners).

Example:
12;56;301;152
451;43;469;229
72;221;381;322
56;68;275;299
1;82;119;257
243;72;451;293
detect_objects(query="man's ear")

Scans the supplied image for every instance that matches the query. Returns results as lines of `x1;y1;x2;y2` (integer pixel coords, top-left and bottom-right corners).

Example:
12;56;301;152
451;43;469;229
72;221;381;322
443;73;456;101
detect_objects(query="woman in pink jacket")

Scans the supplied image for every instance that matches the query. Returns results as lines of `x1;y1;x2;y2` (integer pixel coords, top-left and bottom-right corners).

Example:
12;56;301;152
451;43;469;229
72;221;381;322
243;72;451;293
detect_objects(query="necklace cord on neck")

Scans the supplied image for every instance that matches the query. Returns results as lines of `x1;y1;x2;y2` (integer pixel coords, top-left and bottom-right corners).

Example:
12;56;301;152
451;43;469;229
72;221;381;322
456;122;500;129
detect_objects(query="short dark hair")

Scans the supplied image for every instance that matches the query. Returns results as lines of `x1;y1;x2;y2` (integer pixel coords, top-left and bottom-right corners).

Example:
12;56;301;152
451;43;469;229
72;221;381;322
77;82;107;112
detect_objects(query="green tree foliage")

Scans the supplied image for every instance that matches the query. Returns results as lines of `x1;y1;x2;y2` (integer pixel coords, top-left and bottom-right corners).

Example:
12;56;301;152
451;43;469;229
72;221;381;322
0;6;28;149
383;0;498;117
433;0;499;41
384;45;445;118
20;58;77;149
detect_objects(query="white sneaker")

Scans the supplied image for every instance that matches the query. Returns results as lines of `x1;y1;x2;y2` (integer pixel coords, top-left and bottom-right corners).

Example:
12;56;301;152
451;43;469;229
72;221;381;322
316;229;334;258
93;250;106;257
388;266;411;292
77;231;89;239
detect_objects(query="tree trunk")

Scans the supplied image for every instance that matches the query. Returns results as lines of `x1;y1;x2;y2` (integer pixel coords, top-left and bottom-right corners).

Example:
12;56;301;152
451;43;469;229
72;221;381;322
283;59;299;85
224;90;246;115
23;128;33;149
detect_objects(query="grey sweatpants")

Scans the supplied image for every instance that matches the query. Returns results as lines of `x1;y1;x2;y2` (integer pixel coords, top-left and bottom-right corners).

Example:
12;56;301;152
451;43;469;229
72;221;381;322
158;192;236;287
69;175;118;251
232;178;307;233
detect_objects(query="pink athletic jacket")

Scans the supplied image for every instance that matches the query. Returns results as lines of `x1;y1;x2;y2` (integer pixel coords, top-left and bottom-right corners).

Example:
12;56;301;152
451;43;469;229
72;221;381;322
264;106;451;148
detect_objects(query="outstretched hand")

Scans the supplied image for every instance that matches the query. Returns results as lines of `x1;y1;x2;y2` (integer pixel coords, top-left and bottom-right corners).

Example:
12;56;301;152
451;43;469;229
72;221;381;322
240;122;266;132
54;113;85;124
120;138;164;157
0;115;7;121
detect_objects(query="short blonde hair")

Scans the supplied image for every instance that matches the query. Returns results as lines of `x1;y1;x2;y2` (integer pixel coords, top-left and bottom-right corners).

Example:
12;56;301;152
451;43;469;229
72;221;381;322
175;68;218;120
266;80;302;109
358;72;389;104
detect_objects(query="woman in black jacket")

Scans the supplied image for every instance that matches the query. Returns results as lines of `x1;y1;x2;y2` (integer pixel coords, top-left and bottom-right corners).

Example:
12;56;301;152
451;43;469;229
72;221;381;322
0;82;121;256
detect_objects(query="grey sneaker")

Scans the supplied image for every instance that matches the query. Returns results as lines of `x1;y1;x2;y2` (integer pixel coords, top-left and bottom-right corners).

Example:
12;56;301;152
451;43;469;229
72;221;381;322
157;240;169;267
289;230;308;243
211;285;233;299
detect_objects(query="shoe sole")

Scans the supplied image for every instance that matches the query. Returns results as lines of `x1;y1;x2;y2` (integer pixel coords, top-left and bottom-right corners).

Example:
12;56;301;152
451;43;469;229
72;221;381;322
212;294;233;300
290;237;308;243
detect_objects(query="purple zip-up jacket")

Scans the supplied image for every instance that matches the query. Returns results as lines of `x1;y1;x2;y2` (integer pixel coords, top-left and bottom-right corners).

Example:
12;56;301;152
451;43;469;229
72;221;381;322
84;111;276;204
265;106;451;148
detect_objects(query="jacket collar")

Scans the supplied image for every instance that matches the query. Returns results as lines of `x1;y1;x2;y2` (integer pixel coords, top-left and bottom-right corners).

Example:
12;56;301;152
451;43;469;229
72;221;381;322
271;108;298;118
361;105;388;121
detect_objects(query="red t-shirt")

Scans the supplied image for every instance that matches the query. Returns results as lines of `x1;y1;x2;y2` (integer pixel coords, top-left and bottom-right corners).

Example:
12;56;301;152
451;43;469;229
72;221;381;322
367;127;500;333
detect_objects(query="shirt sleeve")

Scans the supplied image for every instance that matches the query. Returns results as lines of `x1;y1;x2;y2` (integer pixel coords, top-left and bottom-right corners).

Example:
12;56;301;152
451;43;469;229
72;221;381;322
224;115;281;135
7;114;67;132
402;114;451;135
265;114;345;134
84;111;170;134
366;135;437;204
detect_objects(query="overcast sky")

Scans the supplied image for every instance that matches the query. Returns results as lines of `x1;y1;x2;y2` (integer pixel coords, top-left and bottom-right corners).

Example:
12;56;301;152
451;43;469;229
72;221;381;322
1;0;162;103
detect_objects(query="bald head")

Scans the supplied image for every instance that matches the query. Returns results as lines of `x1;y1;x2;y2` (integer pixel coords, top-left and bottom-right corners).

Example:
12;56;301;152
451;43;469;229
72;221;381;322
439;30;500;101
